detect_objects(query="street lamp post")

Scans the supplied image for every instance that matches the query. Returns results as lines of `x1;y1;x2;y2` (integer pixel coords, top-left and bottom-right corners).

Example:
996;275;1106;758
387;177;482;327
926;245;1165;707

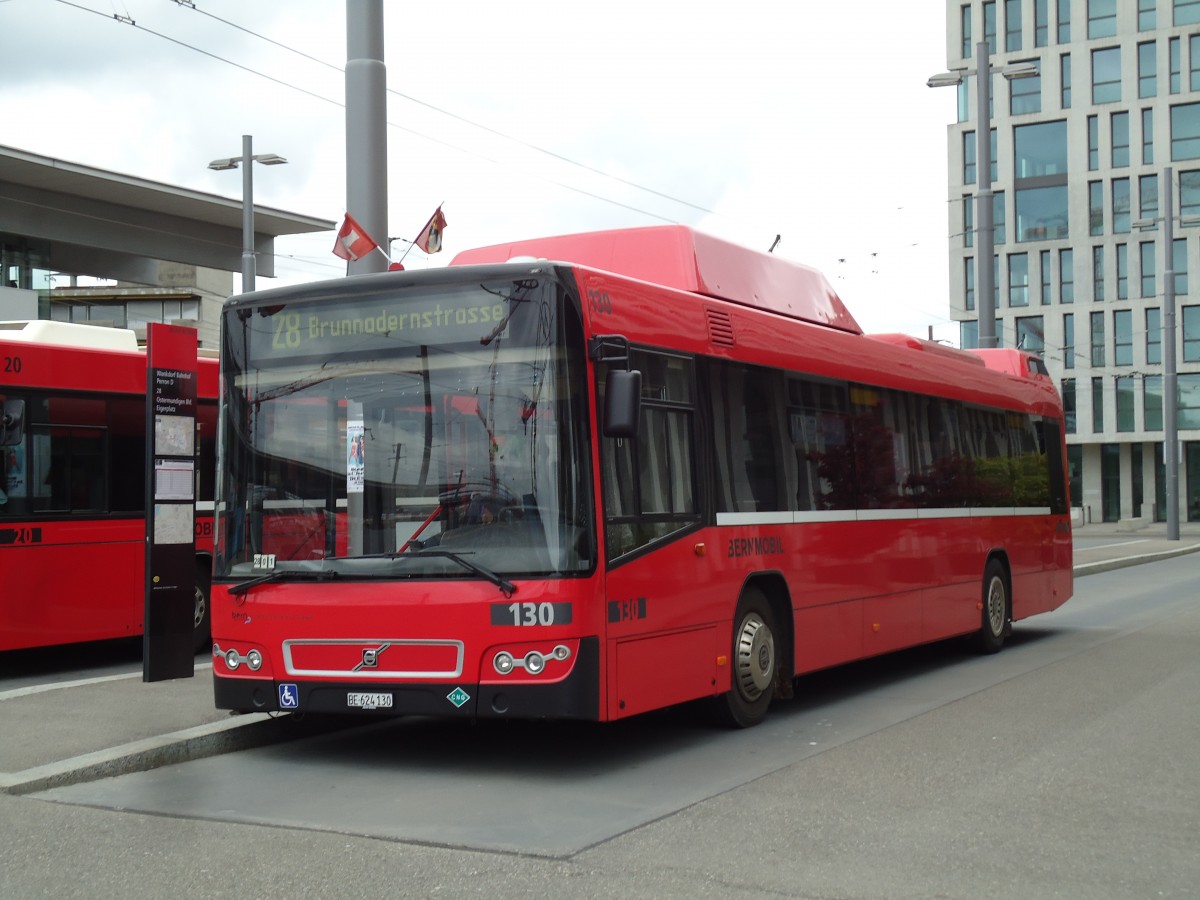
1136;166;1184;541
208;135;287;293
929;42;1037;350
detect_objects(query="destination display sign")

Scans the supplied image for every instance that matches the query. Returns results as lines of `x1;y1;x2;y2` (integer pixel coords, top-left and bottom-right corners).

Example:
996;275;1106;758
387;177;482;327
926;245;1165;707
250;288;517;363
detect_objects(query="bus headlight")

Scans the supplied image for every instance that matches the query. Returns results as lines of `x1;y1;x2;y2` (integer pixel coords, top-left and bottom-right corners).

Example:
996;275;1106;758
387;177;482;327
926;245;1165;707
224;648;241;670
493;651;515;675
246;649;263;671
523;651;545;675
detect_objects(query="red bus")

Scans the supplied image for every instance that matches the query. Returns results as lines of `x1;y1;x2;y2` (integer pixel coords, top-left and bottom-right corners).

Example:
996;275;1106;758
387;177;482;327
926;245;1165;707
210;226;1071;726
0;320;217;652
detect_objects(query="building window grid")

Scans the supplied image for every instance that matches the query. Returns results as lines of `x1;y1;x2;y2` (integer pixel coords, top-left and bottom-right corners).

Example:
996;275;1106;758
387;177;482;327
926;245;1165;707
1139;0;1156;31
1145;375;1163;430
1171;37;1181;94
1140;172;1159;223
1089;180;1104;235
1091;46;1122;104
1064;312;1076;369
1143;108;1154;164
1141;241;1157;298
1006;0;1023;51
1139;41;1157;98
1009;253;1030;307
1184;306;1200;361
961;4;973;59
1112;112;1130;167
1036;0;1049;47
1011;70;1042;115
1088;115;1100;170
1092;376;1105;433
943;2;1200;444
1147;307;1162;364
1041;250;1052;305
1091;310;1106;366
1116;376;1136;432
1061;248;1075;303
1117;244;1129;299
1113;177;1132;233
1115;308;1133;364
1061;53;1072;108
1087;0;1117;38
1177;0;1200;26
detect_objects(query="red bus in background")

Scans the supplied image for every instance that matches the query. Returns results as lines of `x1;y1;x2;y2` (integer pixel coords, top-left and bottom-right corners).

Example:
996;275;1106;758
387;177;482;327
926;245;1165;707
211;226;1071;727
0;320;217;652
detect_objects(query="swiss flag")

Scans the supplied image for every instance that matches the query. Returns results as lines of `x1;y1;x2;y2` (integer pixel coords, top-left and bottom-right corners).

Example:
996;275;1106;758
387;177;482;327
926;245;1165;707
332;213;378;261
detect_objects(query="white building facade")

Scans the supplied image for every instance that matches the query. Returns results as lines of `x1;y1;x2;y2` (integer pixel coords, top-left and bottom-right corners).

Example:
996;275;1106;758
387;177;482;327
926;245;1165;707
940;0;1200;524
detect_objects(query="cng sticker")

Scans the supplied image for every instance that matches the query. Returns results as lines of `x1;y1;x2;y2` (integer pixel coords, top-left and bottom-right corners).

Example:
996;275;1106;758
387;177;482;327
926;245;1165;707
446;687;470;708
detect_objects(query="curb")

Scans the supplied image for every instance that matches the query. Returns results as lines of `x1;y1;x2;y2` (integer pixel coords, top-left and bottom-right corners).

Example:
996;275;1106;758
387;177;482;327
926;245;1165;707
0;713;349;796
1073;542;1200;578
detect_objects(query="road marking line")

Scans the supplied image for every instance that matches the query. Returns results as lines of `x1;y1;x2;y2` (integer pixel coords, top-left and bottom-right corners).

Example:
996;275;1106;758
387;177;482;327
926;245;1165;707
0;663;213;702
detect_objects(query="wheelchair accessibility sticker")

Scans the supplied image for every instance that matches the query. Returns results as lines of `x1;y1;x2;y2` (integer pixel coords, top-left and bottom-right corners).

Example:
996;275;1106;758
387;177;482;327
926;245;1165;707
278;683;299;709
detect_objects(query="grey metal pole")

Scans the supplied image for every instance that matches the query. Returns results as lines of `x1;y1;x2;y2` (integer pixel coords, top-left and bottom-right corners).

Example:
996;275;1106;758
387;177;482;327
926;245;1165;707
241;134;255;293
345;0;388;276
1163;166;1180;540
975;41;996;349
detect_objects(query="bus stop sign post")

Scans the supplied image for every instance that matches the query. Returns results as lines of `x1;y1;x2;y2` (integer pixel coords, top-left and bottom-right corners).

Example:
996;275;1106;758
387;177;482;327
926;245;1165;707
143;323;199;682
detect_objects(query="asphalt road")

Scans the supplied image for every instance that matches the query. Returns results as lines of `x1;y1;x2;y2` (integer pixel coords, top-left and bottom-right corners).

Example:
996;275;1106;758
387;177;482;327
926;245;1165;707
2;555;1197;898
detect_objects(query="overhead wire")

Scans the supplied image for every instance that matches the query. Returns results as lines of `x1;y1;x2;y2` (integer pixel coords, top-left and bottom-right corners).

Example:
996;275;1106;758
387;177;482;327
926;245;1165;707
174;0;719;218
48;0;710;225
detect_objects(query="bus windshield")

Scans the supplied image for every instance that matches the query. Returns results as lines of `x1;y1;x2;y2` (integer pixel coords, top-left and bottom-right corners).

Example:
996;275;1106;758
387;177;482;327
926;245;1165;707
215;274;593;583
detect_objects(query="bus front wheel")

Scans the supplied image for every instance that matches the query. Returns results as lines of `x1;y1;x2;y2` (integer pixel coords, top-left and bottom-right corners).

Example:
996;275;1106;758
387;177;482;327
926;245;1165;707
193;563;212;653
714;588;778;728
974;559;1010;654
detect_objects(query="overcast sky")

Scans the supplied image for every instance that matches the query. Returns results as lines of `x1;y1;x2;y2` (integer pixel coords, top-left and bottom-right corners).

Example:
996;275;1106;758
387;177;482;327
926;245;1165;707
1;0;960;340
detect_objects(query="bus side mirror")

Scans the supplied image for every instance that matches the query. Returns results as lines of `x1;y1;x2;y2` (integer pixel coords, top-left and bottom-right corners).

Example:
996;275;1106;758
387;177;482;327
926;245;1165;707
1;399;23;445
603;370;641;438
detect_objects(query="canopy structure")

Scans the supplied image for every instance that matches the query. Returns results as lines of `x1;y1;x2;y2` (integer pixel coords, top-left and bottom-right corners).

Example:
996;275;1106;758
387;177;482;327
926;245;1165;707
0;143;333;284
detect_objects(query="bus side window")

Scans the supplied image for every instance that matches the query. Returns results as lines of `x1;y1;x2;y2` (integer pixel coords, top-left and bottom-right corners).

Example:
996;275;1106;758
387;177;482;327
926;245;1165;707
599;351;698;562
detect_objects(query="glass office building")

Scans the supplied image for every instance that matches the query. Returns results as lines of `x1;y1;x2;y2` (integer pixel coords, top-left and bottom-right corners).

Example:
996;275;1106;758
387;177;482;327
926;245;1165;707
941;0;1200;523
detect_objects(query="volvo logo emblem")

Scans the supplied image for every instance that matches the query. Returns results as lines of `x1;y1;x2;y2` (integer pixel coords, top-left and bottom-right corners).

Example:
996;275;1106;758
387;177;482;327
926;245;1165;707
354;643;391;671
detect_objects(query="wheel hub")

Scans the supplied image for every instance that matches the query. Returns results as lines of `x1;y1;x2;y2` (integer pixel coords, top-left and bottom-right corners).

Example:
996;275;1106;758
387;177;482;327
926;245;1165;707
734;613;775;700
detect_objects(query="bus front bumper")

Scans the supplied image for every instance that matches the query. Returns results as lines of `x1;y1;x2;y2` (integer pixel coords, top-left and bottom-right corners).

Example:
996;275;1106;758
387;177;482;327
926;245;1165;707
213;636;600;721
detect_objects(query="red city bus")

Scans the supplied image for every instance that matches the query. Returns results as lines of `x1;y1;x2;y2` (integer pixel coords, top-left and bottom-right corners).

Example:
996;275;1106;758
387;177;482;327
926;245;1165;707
211;226;1071;726
0;320;217;652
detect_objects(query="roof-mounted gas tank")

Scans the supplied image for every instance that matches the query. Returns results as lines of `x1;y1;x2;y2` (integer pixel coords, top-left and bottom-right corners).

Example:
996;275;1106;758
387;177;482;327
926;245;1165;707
450;225;863;334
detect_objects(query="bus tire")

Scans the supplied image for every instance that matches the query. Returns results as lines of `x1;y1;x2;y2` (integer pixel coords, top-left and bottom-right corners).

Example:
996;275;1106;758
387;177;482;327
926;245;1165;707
973;559;1010;654
193;562;212;654
713;587;778;728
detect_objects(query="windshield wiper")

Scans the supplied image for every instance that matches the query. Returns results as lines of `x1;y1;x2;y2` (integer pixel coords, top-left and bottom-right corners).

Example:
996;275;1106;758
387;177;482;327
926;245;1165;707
377;548;516;597
228;568;338;596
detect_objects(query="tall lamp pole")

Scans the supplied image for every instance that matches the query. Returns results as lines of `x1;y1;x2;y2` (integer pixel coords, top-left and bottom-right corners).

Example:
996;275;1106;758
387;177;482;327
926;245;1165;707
1162;167;1180;541
929;42;1037;349
1134;166;1187;541
208;135;288;294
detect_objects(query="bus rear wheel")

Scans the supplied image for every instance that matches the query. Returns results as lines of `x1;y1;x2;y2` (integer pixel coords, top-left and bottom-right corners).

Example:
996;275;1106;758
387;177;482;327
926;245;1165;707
713;588;778;728
973;559;1010;654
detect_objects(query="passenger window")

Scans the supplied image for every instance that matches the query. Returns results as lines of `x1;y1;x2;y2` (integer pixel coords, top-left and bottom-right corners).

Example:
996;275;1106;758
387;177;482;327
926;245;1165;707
599;350;698;562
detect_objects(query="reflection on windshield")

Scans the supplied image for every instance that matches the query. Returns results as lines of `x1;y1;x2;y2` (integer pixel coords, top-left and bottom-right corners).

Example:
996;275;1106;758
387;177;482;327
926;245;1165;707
216;278;592;581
